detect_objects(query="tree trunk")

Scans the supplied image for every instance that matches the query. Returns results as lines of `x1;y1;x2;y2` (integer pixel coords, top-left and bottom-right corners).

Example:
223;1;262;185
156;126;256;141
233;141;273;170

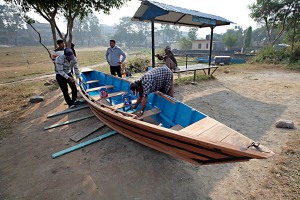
49;19;57;49
67;17;75;47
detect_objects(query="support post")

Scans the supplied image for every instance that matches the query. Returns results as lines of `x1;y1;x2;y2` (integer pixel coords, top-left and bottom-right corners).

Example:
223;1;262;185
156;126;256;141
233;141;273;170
151;19;155;68
208;26;215;75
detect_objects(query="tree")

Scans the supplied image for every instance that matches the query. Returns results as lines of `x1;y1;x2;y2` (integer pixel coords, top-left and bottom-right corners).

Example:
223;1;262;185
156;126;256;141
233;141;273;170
114;16;150;48
249;0;298;45
6;0;130;48
73;14;101;47
188;27;198;41
243;26;252;51
159;24;180;44
179;37;192;50
223;33;238;50
252;26;268;47
0;4;24;45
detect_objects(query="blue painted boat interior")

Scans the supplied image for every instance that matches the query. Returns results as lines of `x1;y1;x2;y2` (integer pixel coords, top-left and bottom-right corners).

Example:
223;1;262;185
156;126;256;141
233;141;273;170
81;70;207;128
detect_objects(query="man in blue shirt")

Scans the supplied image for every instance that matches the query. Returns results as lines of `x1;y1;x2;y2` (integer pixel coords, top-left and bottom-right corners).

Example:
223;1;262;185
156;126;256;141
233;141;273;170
106;40;127;77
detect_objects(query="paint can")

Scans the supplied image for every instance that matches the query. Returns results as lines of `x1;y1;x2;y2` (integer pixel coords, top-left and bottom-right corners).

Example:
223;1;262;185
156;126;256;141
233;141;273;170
122;94;132;106
100;88;108;98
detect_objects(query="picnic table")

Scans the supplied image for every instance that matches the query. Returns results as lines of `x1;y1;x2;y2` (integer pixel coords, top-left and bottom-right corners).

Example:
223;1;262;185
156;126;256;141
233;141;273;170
173;64;219;83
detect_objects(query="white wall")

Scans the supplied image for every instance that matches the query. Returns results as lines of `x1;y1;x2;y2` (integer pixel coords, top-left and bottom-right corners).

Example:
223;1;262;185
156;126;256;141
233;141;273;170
192;40;211;50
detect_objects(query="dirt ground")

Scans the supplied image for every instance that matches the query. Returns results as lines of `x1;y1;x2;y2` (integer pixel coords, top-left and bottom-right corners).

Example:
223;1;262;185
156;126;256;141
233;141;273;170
0;65;299;200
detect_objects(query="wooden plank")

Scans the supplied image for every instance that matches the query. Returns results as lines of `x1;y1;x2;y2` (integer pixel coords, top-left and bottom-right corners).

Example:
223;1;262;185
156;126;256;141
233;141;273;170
170;124;184;131
52;131;117;158
111;99;137;110
86;85;114;92
181;117;219;136
96;91;128;100
91;106;236;160
70;122;105;142
197;123;234;142
138;108;160;120
44;115;95;130
86;80;100;84
221;131;253;148
47;105;89;118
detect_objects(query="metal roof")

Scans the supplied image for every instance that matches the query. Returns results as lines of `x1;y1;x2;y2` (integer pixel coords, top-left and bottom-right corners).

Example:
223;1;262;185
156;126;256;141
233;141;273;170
132;1;233;28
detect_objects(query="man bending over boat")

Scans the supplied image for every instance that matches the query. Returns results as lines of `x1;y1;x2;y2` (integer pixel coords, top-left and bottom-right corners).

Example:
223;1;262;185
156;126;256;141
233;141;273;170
129;65;174;117
55;48;82;109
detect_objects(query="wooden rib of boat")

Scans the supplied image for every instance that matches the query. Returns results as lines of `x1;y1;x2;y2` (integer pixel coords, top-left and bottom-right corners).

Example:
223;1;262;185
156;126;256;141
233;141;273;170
79;69;274;165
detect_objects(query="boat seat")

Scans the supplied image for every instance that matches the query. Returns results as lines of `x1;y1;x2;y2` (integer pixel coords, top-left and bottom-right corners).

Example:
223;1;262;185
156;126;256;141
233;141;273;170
86;85;114;92
170;124;184;131
86;80;100;84
97;91;128;100
111;99;137;110
138;108;160;120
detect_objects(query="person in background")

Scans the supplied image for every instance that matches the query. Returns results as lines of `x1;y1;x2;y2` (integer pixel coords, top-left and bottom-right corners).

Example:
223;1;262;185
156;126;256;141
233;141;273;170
129;65;174;117
106;39;126;77
55;48;82;109
71;42;77;57
52;39;65;63
155;46;179;71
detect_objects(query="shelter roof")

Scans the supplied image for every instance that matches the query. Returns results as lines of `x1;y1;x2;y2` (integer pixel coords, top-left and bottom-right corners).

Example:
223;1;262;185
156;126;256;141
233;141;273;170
132;1;233;28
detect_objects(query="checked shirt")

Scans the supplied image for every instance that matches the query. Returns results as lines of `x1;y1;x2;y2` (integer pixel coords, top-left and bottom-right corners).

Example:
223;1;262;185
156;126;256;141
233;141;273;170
140;66;173;97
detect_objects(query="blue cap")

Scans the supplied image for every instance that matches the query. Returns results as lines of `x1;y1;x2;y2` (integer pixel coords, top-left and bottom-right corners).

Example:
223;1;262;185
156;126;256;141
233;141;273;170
64;48;74;60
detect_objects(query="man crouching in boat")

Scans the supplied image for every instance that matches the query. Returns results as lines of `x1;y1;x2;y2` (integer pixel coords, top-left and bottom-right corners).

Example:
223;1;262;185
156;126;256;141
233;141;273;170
55;48;82;109
129;65;174;117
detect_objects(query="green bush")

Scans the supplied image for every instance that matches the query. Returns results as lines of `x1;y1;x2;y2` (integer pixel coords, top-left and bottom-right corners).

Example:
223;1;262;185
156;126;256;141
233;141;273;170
252;45;290;64
290;43;300;64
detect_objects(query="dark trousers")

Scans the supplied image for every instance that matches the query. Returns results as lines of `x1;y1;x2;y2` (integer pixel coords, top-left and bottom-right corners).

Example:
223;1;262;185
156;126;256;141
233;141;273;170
110;65;122;77
56;73;77;107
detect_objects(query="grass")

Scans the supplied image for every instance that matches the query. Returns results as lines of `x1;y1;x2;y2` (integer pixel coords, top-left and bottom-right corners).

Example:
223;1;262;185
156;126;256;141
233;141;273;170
0;46;107;82
174;74;215;85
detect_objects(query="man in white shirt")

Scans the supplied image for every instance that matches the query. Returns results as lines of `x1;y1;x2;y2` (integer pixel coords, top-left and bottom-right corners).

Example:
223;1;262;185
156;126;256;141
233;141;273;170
55;48;82;108
105;40;126;77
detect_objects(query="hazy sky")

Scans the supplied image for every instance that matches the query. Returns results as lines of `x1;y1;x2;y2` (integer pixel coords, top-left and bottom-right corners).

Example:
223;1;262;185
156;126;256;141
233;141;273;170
24;0;258;38
96;0;258;37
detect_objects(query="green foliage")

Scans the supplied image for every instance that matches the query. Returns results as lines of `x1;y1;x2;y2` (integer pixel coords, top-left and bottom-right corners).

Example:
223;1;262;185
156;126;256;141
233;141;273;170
114;17;150;48
249;0;298;45
179;37;192;50
188;27;198;41
158;24;181;44
6;0;130;47
252;45;290;64
243;26;252;50
73;13;101;47
126;54;151;73
0;4;24;45
223;33;238;50
290;43;300;64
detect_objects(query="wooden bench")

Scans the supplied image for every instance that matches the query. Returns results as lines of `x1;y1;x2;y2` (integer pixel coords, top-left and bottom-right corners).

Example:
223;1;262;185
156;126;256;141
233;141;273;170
173;64;219;82
96;91;128;101
138;108;160;120
86;85;114;92
86;80;100;84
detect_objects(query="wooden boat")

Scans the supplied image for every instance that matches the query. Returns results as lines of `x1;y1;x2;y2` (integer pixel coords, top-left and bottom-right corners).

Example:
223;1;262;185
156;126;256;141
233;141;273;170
79;69;274;165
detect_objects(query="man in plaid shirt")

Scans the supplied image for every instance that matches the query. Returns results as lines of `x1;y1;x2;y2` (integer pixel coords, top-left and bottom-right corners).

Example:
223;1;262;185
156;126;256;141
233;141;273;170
129;65;174;117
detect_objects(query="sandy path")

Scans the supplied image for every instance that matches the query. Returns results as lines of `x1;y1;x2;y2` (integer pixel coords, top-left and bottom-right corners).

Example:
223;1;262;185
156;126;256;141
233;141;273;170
0;66;299;199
